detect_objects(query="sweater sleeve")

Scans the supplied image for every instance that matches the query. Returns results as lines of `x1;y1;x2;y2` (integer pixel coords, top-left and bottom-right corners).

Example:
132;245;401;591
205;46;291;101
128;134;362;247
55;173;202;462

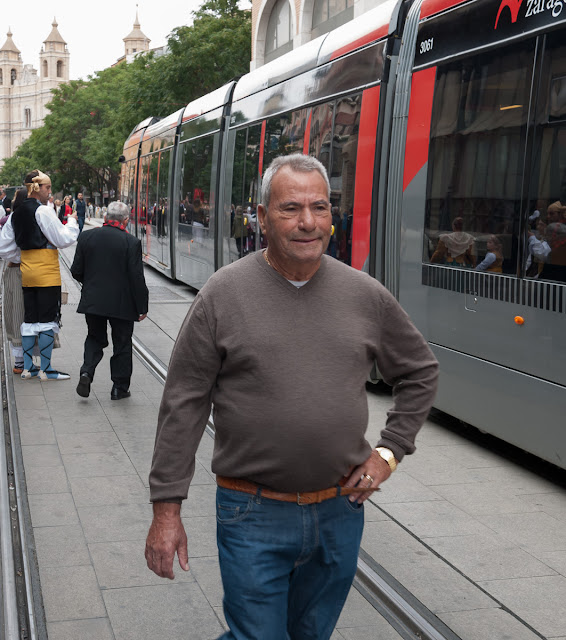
374;290;439;462
149;294;222;502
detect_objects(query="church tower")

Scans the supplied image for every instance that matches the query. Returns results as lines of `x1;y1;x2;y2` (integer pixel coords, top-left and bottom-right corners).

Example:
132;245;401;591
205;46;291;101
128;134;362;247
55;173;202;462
0;29;23;88
123;10;150;57
39;18;69;82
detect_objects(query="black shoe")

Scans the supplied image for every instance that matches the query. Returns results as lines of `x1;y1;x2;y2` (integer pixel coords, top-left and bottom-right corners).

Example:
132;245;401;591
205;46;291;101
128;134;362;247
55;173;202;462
76;373;92;397
111;387;131;401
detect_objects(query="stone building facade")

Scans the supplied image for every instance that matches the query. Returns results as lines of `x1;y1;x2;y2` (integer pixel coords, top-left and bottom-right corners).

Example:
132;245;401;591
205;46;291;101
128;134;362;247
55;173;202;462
0;20;70;169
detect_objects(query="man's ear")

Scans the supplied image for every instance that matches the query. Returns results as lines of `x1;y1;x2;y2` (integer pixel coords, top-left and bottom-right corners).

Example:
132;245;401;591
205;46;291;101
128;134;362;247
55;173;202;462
257;204;267;233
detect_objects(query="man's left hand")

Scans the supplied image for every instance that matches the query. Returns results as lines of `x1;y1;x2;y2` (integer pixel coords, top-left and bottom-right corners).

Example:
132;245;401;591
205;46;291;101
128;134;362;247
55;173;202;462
343;449;392;504
139;314;147;321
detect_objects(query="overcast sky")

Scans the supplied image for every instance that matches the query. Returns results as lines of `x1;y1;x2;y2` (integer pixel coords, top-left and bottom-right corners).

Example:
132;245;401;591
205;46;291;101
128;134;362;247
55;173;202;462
3;1;214;80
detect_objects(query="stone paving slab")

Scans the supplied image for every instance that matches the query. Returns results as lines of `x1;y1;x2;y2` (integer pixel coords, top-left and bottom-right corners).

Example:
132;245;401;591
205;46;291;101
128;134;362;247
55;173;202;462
7;239;566;639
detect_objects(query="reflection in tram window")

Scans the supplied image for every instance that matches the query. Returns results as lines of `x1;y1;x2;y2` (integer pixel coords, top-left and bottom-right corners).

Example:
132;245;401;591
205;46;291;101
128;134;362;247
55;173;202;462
309;102;334;172
138;156;149;231
263;108;308;168
330;94;361;266
229;124;262;262
157;150;170;239
424;41;535;275
526;31;566;283
178;134;217;255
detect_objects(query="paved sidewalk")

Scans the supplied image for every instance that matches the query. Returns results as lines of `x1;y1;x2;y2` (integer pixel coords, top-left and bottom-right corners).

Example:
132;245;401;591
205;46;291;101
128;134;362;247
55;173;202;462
8;226;566;639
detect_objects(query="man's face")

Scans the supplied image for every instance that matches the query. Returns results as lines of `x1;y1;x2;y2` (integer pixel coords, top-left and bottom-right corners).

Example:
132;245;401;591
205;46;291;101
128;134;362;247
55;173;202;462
37;182;52;205
78;193;83;200
258;168;331;272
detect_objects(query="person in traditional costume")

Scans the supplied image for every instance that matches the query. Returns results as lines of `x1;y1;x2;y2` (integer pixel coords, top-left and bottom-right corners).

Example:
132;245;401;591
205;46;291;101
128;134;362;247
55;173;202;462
430;216;475;267
0;170;79;380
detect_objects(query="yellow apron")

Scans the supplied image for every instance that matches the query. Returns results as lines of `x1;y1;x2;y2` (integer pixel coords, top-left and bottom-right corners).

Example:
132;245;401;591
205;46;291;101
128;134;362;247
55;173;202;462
20;249;61;287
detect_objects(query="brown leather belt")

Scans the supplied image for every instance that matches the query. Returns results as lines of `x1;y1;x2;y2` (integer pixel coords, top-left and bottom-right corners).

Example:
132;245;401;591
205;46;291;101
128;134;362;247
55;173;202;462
216;475;379;505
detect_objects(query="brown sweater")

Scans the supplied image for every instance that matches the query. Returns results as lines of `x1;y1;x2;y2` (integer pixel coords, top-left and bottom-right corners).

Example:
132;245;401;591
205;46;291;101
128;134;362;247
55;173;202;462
149;252;438;501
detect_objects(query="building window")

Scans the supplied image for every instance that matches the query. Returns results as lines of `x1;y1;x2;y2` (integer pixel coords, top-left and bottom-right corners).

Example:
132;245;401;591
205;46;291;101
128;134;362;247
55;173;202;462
133;48;137;53
43;60;48;77
265;0;292;62
57;60;63;77
312;0;354;37
11;69;16;85
24;108;31;128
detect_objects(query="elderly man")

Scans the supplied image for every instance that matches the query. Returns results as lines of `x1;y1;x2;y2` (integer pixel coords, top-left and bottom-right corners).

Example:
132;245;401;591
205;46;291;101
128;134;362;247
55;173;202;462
71;201;148;400
146;154;438;640
0;170;79;380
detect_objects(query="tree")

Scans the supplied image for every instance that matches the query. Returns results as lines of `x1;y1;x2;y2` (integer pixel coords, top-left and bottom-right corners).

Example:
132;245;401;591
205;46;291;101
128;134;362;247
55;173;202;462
122;0;251;121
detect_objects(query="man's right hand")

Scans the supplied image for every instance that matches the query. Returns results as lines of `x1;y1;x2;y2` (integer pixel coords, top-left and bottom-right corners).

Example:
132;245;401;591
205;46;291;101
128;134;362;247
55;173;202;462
145;502;189;579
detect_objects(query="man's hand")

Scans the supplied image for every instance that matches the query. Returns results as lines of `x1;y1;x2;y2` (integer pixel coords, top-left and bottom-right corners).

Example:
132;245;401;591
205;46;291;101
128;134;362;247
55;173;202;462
343;449;392;504
139;313;147;321
145;502;189;579
69;211;78;220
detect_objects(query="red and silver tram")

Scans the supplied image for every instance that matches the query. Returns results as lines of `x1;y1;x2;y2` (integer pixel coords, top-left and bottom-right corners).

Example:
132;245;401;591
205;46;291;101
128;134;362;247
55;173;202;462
121;0;566;469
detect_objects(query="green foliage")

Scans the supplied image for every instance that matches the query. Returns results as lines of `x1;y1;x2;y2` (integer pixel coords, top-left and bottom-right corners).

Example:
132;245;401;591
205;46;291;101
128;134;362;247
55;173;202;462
0;0;251;195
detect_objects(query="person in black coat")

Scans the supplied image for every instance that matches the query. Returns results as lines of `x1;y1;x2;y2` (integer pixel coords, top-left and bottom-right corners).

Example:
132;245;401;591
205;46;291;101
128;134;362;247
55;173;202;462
0;188;11;214
71;201;149;400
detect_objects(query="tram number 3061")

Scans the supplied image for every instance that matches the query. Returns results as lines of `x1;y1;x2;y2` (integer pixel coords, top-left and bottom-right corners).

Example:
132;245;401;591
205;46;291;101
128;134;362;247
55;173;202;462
419;38;434;54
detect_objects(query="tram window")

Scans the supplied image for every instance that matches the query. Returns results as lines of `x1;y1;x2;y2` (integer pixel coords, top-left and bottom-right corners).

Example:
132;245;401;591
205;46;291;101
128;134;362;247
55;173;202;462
148;154;159;231
156;150;170;239
309;102;334;172
231;129;247;211
328;95;361;265
263;109;308;169
127;161;136;211
244;125;262;214
424;41;535;275
178;136;214;233
138;157;149;228
525;30;566;283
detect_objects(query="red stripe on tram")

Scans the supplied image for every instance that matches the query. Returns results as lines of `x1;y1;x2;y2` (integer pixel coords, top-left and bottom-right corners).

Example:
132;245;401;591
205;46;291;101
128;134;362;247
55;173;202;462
303;110;312;155
351;84;380;272
403;67;436;192
259;120;267;177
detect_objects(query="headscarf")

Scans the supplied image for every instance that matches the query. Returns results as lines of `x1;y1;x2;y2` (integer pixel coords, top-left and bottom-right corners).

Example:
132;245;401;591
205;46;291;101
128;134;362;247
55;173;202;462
25;170;50;197
439;231;474;258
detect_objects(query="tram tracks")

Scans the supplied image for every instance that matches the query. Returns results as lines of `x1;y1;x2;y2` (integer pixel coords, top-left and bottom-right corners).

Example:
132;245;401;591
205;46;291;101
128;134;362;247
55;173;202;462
0;284;43;639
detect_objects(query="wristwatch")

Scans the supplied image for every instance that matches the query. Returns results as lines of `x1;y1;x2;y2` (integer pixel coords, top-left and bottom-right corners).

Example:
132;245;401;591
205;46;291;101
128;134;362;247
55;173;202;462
375;447;398;472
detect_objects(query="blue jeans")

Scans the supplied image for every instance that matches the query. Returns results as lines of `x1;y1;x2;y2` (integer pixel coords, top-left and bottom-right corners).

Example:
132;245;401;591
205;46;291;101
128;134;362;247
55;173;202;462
216;486;364;640
78;216;85;232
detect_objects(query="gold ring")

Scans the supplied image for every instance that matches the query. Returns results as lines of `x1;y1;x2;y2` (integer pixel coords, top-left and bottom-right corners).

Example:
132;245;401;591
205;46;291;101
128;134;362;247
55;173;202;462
364;474;374;484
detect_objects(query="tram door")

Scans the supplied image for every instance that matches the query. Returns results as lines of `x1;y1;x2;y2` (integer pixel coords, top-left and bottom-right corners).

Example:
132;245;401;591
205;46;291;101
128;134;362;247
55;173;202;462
138;147;172;272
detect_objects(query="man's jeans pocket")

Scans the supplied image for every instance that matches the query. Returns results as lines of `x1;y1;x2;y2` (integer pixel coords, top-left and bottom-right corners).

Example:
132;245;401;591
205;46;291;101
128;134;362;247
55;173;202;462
216;488;255;524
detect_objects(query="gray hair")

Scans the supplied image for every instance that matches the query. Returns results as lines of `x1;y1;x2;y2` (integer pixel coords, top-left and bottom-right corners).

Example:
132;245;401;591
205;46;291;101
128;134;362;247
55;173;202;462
106;201;130;222
261;154;330;209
